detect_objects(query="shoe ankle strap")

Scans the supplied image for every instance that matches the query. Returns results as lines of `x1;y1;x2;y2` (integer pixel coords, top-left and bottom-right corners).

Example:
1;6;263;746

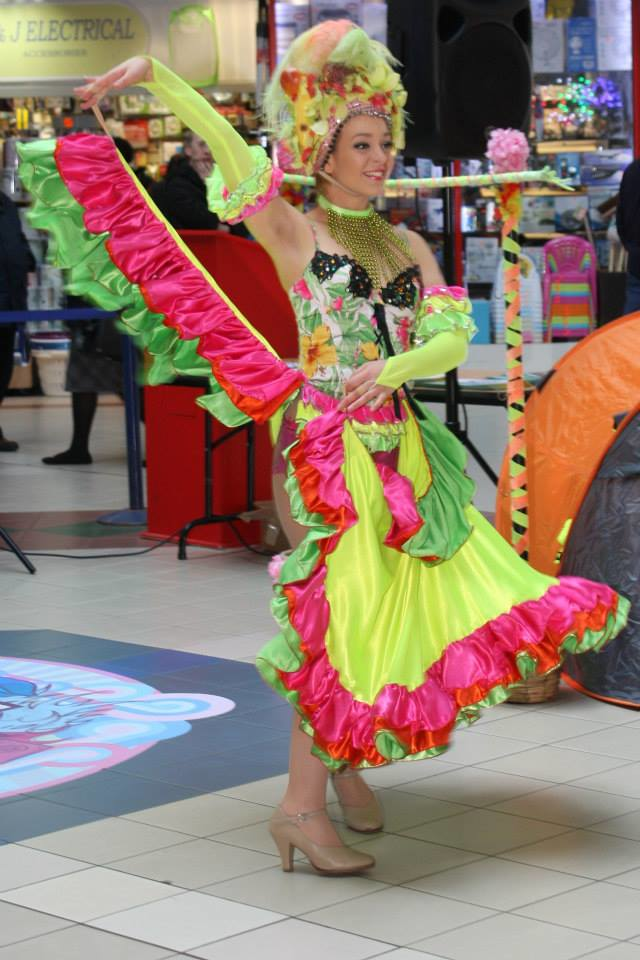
275;805;326;824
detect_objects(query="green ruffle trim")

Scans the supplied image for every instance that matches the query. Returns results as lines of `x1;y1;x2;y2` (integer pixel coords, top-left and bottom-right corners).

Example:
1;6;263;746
18;138;249;428
413;292;478;346
352;419;405;454
206;145;273;222
403;401;476;562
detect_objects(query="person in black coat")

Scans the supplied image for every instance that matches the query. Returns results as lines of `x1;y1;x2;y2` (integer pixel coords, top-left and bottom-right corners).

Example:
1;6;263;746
152;131;221;230
616;159;640;315
0;190;36;452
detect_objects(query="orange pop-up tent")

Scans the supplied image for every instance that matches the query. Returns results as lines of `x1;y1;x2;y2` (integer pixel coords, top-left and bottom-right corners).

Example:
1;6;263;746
496;313;640;576
496;313;640;705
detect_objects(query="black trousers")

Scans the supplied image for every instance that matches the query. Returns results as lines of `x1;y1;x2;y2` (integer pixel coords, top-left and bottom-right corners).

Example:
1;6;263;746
0;322;16;404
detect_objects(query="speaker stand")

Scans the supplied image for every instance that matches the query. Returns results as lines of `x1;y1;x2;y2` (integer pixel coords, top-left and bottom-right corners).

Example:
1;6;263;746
440;161;498;485
0;525;36;574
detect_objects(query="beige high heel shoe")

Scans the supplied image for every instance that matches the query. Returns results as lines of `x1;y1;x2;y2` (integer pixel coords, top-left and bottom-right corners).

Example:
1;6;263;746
331;768;384;833
269;807;376;875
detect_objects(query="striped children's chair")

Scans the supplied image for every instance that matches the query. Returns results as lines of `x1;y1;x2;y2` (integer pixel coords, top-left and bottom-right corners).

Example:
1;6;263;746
542;236;597;341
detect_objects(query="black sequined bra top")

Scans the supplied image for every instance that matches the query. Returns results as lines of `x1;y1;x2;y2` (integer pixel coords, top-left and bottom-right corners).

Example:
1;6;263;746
309;250;421;308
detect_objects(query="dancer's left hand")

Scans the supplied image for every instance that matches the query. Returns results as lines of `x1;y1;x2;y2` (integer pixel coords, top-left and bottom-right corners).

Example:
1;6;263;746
339;360;395;413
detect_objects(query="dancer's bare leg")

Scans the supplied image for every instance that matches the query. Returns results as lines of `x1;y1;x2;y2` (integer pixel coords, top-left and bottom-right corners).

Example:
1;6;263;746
272;468;374;843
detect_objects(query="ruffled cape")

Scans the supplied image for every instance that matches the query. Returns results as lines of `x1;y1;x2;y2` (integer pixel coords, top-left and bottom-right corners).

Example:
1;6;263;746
18;134;303;426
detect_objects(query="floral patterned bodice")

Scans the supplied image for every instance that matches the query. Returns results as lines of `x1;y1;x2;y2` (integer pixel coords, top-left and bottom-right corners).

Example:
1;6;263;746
289;249;422;398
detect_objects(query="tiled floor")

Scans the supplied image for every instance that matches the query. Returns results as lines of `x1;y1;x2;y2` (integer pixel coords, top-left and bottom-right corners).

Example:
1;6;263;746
2;400;640;959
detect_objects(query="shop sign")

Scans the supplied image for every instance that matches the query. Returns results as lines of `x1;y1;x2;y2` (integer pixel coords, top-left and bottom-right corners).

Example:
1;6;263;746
566;17;597;73
0;3;154;79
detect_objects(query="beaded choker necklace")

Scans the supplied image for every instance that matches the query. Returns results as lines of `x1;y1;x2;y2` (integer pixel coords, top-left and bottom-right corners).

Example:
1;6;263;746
317;194;413;291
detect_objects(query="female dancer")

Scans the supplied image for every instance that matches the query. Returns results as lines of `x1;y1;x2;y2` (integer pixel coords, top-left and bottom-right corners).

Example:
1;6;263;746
40;20;626;876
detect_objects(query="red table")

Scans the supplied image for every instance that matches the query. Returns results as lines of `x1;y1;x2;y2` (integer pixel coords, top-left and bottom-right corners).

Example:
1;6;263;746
145;232;298;549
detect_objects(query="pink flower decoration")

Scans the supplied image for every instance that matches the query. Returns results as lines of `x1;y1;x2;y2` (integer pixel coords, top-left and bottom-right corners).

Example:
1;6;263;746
292;278;312;300
486;128;530;173
276;140;298;173
268;552;287;583
331;296;343;311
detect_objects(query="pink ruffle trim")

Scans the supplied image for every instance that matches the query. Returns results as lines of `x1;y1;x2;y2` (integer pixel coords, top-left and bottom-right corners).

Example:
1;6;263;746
55;134;303;423
222;166;284;224
422;284;468;301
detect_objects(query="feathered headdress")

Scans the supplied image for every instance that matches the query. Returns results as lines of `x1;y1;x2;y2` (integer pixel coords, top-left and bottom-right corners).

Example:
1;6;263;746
263;19;407;175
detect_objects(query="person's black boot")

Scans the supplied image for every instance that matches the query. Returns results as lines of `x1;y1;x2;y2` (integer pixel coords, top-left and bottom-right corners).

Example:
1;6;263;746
42;449;92;465
0;428;18;452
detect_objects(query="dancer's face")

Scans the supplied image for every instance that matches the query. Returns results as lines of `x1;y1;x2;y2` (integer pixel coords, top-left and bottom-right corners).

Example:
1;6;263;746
323;115;395;198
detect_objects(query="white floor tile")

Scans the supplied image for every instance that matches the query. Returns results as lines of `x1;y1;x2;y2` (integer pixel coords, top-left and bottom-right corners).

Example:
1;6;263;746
472;712;609;744
204;865;386;916
501;829;640;879
210;821;286;857
572;763;640;799
189;918;392;960
432;730;530;766
0;845;89;892
582;946;640;960
217;774;289;806
400;808;568;855
489;784;640;827
110;837;279;888
337;789;472;833
410;913;613;960
22;817;192;864
517;880;640;939
404;856;591;910
537;691;637;724
589;809;640;841
395;767;550;807
364;953;441;960
0;925;175;959
347;833;484;885
301;886;493;946
607;866;640;890
479;746;629;783
0;866;177;921
90;890;284;952
123;794;272;836
0;902;71;947
559;728;640;762
360;759;461;789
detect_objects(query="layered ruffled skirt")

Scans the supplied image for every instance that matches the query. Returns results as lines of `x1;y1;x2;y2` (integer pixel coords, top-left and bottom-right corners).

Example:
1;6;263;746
258;383;629;769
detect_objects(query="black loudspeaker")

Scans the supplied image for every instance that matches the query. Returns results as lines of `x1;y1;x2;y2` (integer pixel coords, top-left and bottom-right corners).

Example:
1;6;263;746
387;0;533;160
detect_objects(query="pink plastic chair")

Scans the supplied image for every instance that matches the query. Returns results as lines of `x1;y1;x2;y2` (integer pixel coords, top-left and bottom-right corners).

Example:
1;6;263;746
542;236;598;341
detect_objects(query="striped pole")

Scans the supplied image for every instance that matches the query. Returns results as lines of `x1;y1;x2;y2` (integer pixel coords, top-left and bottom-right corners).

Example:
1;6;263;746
499;182;529;560
283;167;573;191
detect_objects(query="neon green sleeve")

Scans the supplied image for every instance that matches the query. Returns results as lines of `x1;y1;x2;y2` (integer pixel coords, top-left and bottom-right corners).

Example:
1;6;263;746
376;285;476;389
376;331;468;389
141;57;253;190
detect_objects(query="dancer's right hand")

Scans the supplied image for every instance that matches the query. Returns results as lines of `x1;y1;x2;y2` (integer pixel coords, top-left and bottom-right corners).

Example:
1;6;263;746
74;57;153;109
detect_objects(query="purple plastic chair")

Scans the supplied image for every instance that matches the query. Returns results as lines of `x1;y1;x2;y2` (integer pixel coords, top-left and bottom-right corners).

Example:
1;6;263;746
542;236;598;341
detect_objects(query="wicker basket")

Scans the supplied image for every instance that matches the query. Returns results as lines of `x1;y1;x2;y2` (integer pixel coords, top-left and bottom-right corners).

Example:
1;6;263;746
507;667;561;704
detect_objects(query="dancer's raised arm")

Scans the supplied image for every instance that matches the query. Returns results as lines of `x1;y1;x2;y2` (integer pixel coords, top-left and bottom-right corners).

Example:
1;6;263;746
74;57;303;252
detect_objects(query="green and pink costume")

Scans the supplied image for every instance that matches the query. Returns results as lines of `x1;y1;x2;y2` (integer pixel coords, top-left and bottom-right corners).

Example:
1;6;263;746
17;66;628;773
